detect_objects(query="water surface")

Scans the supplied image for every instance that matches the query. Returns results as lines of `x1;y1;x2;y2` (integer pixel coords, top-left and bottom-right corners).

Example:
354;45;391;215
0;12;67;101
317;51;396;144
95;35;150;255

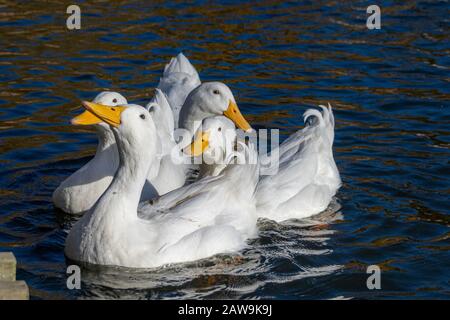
0;0;449;299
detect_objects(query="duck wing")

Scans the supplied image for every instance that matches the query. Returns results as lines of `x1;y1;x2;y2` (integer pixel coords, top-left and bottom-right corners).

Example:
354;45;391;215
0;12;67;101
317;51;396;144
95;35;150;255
138;145;259;246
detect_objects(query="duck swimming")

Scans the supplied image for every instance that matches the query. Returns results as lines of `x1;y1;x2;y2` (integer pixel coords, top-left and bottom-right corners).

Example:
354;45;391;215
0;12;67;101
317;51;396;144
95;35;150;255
53;54;209;214
53;90;187;214
188;105;341;222
255;104;341;222
65;102;258;268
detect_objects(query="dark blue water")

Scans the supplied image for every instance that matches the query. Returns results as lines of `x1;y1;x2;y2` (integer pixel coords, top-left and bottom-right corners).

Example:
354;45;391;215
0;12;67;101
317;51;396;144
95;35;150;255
0;1;449;299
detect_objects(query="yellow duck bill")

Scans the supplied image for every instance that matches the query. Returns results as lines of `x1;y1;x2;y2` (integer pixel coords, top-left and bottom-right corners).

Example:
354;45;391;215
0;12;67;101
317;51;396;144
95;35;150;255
223;100;252;132
186;131;210;156
76;101;127;127
71;109;103;126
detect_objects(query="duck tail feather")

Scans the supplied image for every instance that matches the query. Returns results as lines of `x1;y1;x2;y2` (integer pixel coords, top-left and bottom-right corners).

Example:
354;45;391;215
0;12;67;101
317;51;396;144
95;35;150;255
163;52;200;79
322;103;335;144
302;103;336;144
224;141;259;193
303;108;324;127
327;103;335;128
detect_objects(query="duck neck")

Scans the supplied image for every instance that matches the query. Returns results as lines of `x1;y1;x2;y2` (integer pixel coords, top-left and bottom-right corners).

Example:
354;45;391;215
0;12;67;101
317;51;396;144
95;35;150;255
90;126;119;173
179;101;211;136
95;125;117;154
113;135;154;209
71;126;118;181
88;129;156;224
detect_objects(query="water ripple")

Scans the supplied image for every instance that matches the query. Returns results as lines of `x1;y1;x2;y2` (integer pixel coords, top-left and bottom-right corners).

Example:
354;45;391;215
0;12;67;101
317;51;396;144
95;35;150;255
0;0;448;299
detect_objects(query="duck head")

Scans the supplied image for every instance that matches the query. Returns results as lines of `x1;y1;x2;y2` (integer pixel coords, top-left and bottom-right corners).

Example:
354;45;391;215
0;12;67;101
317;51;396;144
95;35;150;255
187;115;237;165
80;101;157;164
181;82;252;134
71;91;128;131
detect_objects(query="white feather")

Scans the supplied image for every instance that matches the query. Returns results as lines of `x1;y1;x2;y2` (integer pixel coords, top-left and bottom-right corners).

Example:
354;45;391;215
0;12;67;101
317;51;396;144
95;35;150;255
157;53;201;127
65;106;258;268
256;104;341;222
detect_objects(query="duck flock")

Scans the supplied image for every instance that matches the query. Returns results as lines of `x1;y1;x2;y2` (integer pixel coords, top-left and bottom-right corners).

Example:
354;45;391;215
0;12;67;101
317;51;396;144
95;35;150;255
53;53;341;268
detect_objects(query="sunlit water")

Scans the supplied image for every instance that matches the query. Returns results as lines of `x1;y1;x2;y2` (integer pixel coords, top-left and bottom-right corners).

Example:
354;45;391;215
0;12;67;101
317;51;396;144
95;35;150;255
0;1;448;299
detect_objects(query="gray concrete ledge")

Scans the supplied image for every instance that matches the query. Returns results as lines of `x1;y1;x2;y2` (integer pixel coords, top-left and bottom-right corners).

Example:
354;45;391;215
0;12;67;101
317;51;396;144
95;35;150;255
0;252;16;281
0;252;29;300
0;281;29;300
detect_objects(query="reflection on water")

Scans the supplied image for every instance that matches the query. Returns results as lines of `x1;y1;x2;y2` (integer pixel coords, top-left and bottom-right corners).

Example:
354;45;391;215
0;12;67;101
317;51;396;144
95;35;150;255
0;1;449;299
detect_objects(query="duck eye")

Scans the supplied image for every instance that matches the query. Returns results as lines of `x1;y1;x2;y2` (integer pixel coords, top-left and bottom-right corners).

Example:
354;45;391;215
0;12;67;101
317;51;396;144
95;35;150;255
213;89;220;95
112;98;117;103
140;114;146;120
111;108;116;111
218;127;222;132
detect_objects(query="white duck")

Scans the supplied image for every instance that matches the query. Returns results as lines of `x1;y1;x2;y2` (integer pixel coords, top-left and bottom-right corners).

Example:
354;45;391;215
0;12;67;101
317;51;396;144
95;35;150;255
65;102;258;268
157;52;201;127
188;105;341;222
255;104;341;222
53;91;186;214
